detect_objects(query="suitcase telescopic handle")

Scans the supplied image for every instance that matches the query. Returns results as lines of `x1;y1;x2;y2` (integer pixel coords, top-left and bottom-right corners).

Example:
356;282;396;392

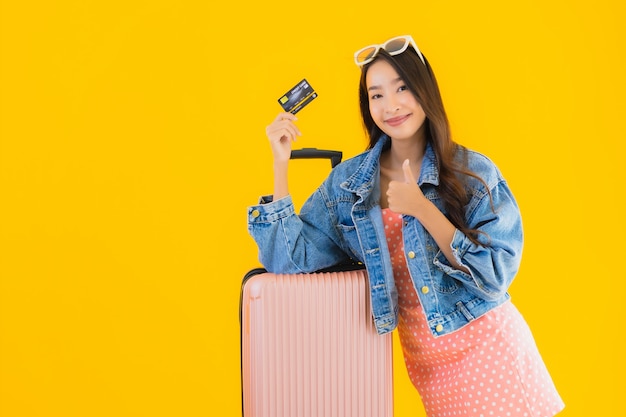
290;148;342;168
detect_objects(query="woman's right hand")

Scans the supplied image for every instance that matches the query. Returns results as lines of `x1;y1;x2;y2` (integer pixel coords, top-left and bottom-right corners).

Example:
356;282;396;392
265;112;301;164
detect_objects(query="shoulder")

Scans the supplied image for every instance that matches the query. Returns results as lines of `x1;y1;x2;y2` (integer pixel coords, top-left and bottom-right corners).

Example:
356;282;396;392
457;146;505;190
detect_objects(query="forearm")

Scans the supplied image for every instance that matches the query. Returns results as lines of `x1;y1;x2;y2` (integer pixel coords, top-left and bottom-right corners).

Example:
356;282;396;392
265;112;300;200
273;160;289;200
410;198;470;274
248;192;349;274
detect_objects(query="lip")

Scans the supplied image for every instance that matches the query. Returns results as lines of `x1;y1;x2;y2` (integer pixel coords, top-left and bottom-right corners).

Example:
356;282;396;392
384;114;411;127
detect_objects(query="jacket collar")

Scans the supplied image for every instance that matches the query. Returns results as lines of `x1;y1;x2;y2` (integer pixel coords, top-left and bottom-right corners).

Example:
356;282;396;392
341;135;440;196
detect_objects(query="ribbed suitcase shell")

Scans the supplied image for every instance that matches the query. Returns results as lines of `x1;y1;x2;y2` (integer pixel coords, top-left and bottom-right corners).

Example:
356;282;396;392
241;268;393;417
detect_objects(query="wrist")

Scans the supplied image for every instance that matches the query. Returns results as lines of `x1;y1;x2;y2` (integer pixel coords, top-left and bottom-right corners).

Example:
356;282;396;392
411;194;432;219
273;160;288;175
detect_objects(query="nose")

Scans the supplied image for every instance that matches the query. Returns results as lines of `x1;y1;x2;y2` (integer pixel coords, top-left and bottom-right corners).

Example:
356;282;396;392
384;97;400;113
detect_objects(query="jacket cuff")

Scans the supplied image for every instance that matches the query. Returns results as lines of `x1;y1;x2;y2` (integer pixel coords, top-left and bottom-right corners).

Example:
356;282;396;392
433;229;472;278
248;195;294;223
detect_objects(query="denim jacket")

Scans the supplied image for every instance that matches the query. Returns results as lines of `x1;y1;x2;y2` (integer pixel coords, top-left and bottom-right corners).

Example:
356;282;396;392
247;136;523;336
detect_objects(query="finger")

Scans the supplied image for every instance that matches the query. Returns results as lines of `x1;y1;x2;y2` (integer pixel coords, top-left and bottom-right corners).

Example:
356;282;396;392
386;185;398;212
290;123;302;137
272;130;295;143
267;120;301;138
402;159;416;184
274;112;298;123
386;181;397;200
281;128;298;142
278;113;301;136
267;124;300;142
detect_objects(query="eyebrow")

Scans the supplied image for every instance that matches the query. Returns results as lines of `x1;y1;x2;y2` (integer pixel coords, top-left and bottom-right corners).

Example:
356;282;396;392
368;77;404;92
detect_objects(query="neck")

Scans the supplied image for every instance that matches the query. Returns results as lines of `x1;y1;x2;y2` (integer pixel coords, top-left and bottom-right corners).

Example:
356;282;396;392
386;137;426;169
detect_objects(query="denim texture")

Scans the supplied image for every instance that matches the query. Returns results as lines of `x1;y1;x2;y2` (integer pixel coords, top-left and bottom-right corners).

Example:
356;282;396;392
247;136;523;336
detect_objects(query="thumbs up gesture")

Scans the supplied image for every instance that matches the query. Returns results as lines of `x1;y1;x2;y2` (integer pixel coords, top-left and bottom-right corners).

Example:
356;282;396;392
386;159;426;216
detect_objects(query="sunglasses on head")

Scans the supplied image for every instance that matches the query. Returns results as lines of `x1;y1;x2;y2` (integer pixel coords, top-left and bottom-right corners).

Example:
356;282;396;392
354;35;426;67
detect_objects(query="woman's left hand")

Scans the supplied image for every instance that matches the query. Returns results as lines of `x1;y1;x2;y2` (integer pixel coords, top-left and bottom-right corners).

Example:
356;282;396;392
387;159;426;217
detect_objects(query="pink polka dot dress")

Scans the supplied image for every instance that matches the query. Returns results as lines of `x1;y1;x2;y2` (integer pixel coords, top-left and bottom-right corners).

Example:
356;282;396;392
382;208;565;417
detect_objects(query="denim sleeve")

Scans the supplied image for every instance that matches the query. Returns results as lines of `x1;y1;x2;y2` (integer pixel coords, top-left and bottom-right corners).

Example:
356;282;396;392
433;180;523;301
247;192;350;274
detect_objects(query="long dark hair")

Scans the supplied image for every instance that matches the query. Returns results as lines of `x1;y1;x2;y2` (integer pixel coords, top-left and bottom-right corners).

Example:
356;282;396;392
359;48;491;246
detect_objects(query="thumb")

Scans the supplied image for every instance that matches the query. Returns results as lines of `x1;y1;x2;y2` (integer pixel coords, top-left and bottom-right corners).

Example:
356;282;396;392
402;159;416;184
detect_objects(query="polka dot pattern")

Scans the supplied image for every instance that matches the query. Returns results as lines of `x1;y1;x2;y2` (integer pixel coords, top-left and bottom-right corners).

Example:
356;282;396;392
382;209;564;417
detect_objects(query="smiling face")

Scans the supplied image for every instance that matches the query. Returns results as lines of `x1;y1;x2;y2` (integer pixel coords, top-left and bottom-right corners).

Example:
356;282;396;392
365;59;427;143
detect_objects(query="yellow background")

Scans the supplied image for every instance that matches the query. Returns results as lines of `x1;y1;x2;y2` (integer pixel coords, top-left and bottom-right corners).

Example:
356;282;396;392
1;1;624;416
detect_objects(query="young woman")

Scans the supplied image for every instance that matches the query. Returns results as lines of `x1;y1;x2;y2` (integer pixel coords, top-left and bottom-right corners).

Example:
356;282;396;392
248;35;564;417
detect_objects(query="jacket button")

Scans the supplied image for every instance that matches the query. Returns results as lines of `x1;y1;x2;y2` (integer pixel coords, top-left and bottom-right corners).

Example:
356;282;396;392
251;209;260;218
407;251;416;259
435;324;444;333
421;286;429;294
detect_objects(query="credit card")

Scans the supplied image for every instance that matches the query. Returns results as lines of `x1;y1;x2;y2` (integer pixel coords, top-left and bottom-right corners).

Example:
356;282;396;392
278;78;317;114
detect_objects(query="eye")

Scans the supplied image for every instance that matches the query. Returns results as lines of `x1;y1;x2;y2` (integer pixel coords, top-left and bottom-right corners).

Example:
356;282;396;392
398;85;408;92
370;93;382;100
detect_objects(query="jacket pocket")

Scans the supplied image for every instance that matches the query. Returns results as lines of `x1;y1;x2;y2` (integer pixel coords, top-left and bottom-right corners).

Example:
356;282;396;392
434;273;459;294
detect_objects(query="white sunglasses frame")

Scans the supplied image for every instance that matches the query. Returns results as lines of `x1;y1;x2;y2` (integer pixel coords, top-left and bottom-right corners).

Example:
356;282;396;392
354;35;426;67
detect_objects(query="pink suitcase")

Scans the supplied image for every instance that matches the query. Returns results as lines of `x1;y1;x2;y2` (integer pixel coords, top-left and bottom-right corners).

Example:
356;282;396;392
240;266;394;417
